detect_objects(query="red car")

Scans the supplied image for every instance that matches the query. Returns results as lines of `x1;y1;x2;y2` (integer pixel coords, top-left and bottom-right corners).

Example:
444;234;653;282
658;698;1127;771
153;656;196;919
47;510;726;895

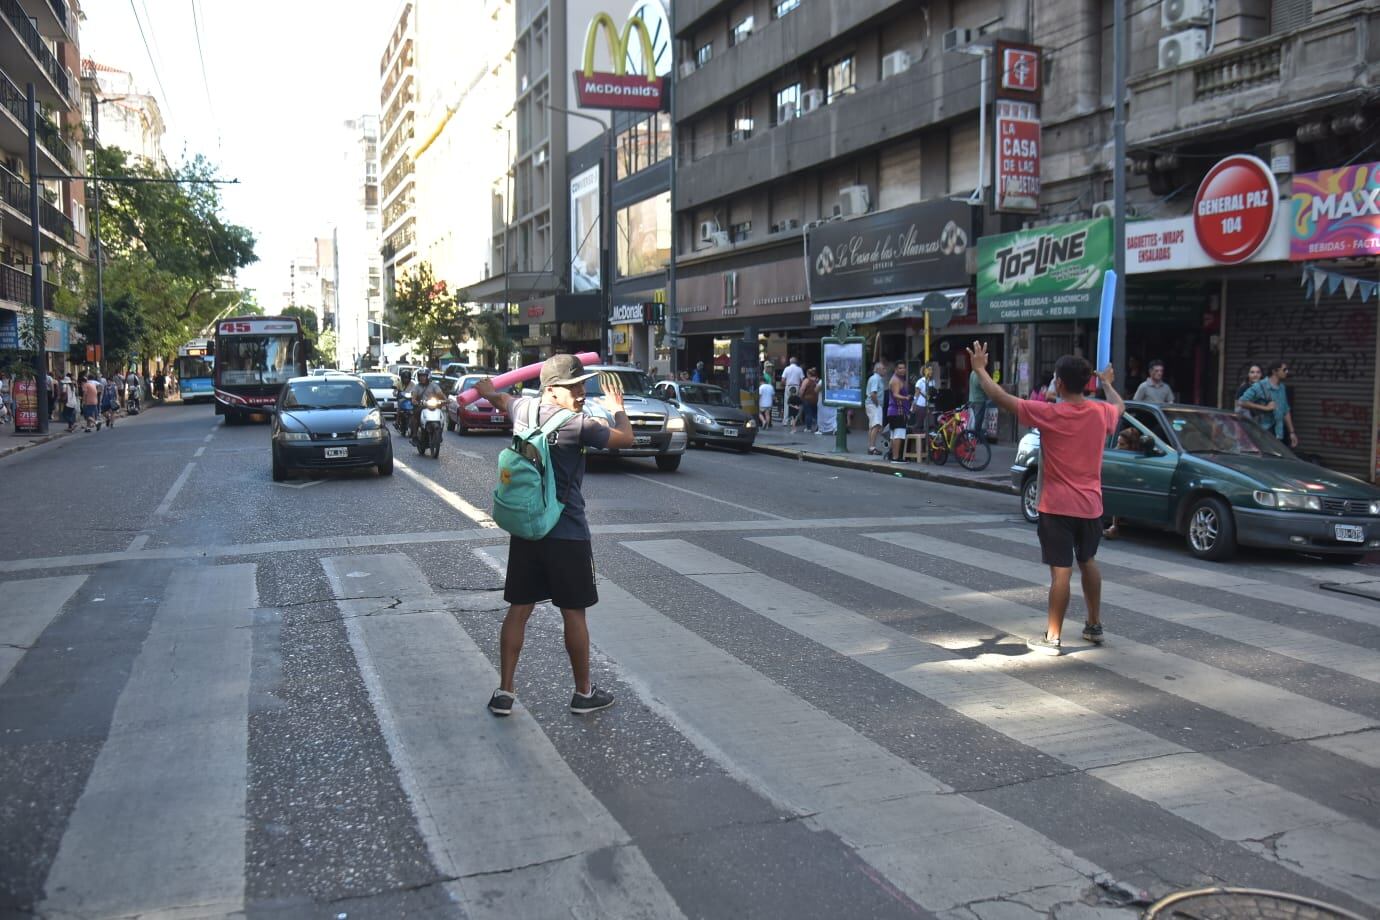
445;375;513;434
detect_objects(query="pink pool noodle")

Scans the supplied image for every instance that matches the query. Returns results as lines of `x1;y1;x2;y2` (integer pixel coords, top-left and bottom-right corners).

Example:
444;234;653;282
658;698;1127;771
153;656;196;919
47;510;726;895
455;352;601;406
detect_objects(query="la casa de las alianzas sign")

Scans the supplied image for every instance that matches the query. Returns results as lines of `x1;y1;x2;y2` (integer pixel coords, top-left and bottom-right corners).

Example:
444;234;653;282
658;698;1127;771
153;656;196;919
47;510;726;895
574;12;666;111
805;200;974;302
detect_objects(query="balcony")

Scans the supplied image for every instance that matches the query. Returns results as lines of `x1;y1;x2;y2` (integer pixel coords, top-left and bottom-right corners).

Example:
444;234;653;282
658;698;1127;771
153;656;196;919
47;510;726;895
677;53;980;210
675;0;905;120
0;0;72;105
0;66;73;174
30;0;72;42
0;164;76;247
1127;9;1380;147
0;260;58;309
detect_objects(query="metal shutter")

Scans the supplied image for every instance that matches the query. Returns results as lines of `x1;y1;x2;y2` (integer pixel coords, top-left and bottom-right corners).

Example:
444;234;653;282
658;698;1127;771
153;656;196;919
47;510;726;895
1224;280;1376;480
948;121;980;195
879;139;923;211
1271;0;1312;33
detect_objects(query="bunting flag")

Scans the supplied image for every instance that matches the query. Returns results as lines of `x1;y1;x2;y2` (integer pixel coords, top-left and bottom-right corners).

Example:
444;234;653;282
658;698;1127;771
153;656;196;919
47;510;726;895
1301;266;1380;304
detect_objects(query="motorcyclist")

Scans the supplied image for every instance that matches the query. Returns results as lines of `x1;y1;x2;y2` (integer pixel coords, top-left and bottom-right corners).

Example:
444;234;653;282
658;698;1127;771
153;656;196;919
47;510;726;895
396;368;416;436
409;368;445;438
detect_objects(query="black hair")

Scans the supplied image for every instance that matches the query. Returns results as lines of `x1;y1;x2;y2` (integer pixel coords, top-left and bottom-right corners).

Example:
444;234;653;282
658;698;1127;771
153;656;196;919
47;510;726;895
1053;354;1092;394
1148;359;1166;372
1266;361;1286;376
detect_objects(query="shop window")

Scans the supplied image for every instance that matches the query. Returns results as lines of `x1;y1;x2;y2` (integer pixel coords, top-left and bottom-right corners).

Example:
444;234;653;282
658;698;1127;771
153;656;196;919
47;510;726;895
826;56;856;103
616;191;671;278
695;42;712;68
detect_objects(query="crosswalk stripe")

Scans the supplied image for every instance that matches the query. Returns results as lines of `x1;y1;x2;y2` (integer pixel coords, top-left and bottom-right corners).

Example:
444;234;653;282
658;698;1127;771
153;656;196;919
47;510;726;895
321;554;683;920
1310;728;1380;769
936;530;1380;686
870;531;1377;741
749;535;1380;906
975;527;1380;630
477;544;1112;917
40;564;256;919
0;575;86;687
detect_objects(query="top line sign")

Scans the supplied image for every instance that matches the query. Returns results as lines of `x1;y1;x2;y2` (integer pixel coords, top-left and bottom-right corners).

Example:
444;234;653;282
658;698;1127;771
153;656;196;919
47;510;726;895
574;12;666;111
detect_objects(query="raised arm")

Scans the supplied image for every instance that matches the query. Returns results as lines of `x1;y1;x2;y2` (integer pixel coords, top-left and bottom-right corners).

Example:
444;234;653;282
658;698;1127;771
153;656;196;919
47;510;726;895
965;341;1021;416
1097;363;1125;413
475;377;514;415
593;372;635;449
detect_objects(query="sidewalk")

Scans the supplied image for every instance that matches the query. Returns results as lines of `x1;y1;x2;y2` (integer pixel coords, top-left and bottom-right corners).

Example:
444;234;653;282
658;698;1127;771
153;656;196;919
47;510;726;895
751;423;1018;495
0;398;167;461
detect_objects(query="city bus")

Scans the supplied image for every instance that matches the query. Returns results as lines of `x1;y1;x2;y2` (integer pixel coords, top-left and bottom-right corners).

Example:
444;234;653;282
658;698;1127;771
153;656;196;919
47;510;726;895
175;339;215;403
213;315;312;422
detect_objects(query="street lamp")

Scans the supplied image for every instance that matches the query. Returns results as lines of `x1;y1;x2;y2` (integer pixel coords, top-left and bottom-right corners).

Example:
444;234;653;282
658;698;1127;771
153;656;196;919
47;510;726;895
549;104;614;362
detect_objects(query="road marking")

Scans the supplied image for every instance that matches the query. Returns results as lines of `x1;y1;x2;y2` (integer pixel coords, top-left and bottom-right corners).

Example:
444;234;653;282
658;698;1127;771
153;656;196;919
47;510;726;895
475;544;1107;916
976;527;1380;630
203;433;215;443
623;472;790;519
394;456;497;527
0;575;86;686
322;554;683;919
125;533;149;552
40;564;255;919
193;446;205;457
955;529;1380;685
453;448;486;461
740;536;1380;905
153;461;195;516
0;515;1012;575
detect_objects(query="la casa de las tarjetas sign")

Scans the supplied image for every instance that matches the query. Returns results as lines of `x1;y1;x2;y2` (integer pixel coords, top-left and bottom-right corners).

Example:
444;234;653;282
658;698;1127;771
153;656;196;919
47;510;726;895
574;12;666;111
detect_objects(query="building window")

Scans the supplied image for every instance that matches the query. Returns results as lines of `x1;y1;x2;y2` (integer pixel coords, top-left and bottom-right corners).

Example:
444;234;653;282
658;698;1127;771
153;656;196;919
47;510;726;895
616;112;672;180
774;83;801;124
730;15;754;47
772;0;800;19
695;42;712;68
729;220;752;243
1271;0;1311;31
616;191;671;278
730;99;753;143
827;56;856;103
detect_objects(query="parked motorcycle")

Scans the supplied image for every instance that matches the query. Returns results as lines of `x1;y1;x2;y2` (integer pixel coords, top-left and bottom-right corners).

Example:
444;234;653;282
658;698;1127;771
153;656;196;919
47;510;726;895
412;396;444;458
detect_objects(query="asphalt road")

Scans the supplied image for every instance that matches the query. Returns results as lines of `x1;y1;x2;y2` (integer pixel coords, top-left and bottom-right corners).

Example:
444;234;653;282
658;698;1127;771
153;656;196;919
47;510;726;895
1;401;1378;919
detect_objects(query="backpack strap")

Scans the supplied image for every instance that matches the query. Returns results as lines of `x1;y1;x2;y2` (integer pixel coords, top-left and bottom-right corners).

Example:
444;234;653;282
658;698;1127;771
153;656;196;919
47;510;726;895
536;408;576;439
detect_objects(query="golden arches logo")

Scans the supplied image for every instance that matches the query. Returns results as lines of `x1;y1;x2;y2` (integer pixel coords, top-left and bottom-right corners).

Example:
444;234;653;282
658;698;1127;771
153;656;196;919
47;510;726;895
581;12;658;83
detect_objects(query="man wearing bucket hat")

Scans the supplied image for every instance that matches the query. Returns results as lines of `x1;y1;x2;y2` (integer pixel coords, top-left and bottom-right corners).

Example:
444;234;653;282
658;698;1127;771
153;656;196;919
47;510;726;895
476;354;634;717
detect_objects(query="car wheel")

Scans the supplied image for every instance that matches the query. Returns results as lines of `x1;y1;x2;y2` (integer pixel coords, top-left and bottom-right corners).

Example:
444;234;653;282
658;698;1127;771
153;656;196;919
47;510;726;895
378;448;393;476
272;446;287;482
1185;496;1236;561
457;418;468;435
655;454;682;472
1021;474;1040;524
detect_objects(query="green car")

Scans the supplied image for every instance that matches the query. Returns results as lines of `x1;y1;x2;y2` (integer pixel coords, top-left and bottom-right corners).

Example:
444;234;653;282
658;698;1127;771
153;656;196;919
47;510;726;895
1010;402;1380;562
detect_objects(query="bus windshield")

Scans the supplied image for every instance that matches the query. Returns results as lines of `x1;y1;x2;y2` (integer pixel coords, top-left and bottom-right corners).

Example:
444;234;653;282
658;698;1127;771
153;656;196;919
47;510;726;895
176;356;213;379
217;335;299;386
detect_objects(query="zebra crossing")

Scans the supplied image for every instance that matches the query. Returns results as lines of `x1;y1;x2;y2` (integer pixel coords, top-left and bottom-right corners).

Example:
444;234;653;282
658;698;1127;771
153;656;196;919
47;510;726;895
1;518;1378;917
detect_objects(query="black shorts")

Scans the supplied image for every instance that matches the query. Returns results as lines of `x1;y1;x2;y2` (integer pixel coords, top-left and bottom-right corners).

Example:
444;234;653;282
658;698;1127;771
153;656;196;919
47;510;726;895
1037;513;1102;567
884;414;907;432
504;537;598;610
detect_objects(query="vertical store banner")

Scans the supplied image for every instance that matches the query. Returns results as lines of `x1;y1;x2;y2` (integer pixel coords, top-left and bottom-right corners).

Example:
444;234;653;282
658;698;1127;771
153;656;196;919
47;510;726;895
1289;161;1380;260
13;377;38;433
994;100;1040;213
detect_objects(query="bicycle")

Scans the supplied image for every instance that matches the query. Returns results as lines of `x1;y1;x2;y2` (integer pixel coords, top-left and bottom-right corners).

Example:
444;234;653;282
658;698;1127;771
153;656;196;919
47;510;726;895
925;404;991;471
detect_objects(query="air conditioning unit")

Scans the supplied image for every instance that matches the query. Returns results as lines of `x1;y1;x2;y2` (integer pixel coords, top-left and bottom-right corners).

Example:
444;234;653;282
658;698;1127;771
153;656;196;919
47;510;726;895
800;89;824;114
1092;200;1115;219
1158;29;1209;68
679;61;696;78
777;102;797;124
1161;0;1212;29
882;50;912;80
708;230;730;247
837;185;871;217
699;220;720;243
942;28;972;53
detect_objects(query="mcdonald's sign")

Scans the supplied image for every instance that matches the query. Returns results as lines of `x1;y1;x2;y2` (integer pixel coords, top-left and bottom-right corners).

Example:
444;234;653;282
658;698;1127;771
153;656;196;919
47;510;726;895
573;12;666;112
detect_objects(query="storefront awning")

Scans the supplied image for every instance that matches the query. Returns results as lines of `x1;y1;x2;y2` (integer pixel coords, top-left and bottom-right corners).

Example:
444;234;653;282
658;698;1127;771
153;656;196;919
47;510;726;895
809;289;968;326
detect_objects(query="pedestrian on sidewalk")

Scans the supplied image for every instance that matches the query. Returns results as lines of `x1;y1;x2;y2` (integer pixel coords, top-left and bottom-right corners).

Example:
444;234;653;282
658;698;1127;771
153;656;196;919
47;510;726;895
49;372;60;421
476;355;635;717
866;361;887;454
968;341;1124;655
112;369;126;409
885;364;913;463
800;368;820;432
1238;361;1297;447
100;374;119;429
80;373;99;432
968;366;988;437
0;371;11;425
757;377;774;428
61;372;78;431
1132;360;1174;404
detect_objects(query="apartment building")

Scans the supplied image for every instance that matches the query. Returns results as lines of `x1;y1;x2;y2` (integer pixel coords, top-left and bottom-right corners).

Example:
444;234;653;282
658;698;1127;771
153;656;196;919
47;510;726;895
0;0;88;373
81;58;165;168
332;115;382;370
379;1;417;296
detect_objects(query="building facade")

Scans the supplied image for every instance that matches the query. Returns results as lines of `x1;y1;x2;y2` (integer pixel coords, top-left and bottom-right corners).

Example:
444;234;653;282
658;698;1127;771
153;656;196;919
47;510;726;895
379;1;418;296
80;58;165;168
331;115;382;370
1;0;88;375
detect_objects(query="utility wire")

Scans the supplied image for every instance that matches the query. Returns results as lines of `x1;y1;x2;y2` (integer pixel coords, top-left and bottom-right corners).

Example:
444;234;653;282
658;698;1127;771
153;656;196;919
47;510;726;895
189;0;222;150
127;0;176;125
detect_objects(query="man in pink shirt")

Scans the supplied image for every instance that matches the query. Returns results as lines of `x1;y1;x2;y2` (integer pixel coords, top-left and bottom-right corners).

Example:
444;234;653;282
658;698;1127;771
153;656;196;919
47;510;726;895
968;342;1124;655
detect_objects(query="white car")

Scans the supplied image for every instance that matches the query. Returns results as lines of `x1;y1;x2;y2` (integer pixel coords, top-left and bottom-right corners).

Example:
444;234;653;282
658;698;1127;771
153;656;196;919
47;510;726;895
359;372;401;417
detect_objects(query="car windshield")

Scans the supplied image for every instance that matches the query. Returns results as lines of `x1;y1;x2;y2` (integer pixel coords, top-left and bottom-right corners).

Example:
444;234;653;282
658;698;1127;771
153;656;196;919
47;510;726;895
361;374;394;389
679;384;734;407
1163;408;1294;458
584;370;654;398
282;380;371;410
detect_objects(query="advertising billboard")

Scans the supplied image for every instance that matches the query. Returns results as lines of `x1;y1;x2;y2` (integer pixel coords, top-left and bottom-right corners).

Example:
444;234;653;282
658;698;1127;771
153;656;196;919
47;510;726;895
1289;161;1380;260
977;218;1112;322
570;165;600;293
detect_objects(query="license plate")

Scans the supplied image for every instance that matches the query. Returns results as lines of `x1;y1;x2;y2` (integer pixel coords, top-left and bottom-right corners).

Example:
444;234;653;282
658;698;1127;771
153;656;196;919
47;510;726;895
324;447;348;459
723;427;738;437
1335;524;1365;543
634;435;651;446
493;414;506;422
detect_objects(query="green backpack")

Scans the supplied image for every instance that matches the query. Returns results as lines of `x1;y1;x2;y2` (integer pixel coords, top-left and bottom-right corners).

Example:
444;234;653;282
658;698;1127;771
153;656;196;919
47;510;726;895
492;401;577;540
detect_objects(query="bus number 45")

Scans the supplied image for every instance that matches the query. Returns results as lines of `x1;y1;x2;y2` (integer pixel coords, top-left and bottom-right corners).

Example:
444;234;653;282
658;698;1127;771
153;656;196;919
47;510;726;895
221;322;252;333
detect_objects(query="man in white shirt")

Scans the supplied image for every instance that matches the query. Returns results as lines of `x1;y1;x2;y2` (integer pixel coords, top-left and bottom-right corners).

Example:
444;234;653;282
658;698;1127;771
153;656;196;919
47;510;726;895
865;361;887;455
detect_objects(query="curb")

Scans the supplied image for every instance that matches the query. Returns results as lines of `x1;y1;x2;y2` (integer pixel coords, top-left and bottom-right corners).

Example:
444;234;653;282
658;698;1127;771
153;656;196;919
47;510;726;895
752;442;1018;495
0;427;73;460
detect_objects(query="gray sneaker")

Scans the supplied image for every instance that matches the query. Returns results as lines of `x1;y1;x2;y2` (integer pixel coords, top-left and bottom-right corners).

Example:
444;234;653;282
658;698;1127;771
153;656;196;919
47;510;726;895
1026;634;1062;656
488;688;516;717
1082;623;1105;644
570;685;615;714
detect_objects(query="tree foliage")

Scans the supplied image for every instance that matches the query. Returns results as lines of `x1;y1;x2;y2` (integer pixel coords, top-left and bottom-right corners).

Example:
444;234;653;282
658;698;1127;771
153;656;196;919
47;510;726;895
89;146;257;366
77;295;145;370
388;260;512;367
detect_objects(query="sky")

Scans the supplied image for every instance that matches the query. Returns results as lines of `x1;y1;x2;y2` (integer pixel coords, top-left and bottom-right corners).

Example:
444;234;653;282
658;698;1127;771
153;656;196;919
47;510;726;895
81;0;395;301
